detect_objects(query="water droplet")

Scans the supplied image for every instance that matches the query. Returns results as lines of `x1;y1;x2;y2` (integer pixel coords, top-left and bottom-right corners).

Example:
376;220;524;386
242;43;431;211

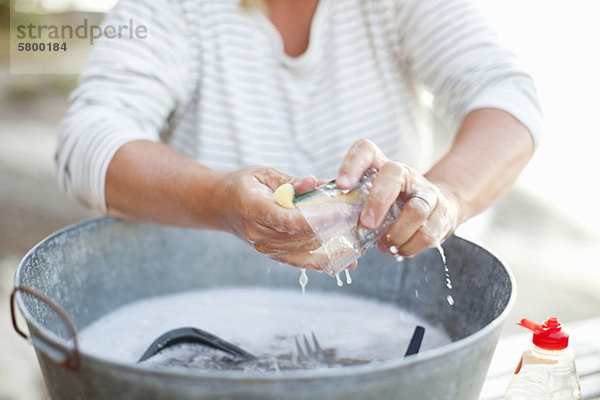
299;269;308;297
435;242;447;265
446;295;455;306
414;289;419;298
395;255;404;263
335;273;343;287
436;241;454;292
344;269;352;285
389;245;398;255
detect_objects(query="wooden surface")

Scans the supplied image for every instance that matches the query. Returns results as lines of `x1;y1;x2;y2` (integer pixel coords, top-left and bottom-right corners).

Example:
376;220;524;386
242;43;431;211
480;317;600;399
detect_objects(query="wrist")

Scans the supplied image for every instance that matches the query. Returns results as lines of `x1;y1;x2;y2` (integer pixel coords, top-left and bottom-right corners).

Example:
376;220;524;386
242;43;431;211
184;165;227;230
427;177;469;229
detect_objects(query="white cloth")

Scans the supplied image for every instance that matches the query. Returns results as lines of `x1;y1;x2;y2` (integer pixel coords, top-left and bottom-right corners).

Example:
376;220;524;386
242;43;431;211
56;0;542;212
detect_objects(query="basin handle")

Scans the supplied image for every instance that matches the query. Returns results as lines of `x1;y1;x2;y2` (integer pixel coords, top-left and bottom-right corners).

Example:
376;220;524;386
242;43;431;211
11;286;80;370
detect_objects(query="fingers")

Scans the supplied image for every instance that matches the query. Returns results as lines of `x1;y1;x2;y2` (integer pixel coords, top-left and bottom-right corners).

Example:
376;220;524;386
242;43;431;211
242;210;317;248
380;184;457;257
270;252;359;272
251;224;321;254
360;162;410;229
264;208;312;236
256;166;294;192
219;166;326;266
256;170;322;234
381;185;439;247
251;190;312;235
252;235;320;255
250;172;311;235
270;251;324;271
337;139;388;190
291;175;319;195
399;201;450;256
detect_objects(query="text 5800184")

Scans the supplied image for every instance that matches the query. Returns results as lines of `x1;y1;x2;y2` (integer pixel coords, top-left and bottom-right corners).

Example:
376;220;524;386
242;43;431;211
17;42;67;52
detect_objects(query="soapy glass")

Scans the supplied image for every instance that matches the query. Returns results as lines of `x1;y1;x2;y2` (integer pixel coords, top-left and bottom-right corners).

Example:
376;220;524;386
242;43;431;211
294;170;403;277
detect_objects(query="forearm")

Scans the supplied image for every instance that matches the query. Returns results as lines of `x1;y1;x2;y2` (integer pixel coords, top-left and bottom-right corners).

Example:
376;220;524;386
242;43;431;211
105;140;223;229
425;108;535;226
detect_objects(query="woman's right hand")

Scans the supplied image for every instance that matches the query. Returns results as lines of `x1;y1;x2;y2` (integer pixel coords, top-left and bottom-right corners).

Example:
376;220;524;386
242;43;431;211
211;166;323;268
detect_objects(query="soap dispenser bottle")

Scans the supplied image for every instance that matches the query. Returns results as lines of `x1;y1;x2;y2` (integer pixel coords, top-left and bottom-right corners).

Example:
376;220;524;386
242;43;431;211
505;317;582;400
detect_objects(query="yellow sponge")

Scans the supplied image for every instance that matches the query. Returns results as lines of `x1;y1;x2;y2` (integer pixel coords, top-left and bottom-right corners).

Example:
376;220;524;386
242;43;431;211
336;190;363;204
273;183;295;209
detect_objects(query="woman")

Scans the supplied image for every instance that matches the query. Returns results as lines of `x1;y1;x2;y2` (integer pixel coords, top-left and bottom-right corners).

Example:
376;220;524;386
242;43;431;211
56;0;541;269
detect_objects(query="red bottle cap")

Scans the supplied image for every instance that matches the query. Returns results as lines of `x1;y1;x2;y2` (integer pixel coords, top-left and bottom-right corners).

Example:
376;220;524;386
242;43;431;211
517;317;569;350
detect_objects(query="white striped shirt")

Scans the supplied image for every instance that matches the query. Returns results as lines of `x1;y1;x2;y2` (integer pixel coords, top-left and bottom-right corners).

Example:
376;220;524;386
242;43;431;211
56;0;542;212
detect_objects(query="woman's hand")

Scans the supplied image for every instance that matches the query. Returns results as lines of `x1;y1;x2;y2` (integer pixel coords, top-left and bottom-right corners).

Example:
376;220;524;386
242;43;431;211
336;139;460;258
211;166;325;268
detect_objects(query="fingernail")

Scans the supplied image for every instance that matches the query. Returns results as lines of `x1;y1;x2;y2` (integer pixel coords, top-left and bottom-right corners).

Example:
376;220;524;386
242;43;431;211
336;174;351;188
361;210;376;227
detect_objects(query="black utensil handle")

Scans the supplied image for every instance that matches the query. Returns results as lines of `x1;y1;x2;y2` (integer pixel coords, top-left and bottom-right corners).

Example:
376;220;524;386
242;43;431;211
138;327;255;363
404;325;425;357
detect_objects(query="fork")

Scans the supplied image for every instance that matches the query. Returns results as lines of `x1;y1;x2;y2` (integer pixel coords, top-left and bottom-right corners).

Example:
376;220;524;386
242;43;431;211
295;331;328;366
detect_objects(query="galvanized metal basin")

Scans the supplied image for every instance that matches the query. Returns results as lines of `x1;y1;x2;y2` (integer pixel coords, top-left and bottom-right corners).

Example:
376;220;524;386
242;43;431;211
13;216;515;399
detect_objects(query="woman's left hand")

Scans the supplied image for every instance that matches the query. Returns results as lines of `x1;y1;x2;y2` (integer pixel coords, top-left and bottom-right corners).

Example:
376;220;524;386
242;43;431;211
336;139;461;258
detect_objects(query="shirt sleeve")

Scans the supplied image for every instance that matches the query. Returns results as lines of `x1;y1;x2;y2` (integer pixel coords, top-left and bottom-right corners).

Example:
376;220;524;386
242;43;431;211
55;0;196;212
398;0;543;144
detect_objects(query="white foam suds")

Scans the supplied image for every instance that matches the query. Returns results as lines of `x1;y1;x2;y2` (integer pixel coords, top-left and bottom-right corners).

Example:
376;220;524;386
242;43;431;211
79;288;451;372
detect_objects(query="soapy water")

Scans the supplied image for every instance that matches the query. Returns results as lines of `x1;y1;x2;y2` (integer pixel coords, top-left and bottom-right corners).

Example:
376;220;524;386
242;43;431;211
391;240;454;306
299;268;308;296
305;234;455;306
79;288;451;372
344;269;352;284
435;242;447;265
435;242;455;306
